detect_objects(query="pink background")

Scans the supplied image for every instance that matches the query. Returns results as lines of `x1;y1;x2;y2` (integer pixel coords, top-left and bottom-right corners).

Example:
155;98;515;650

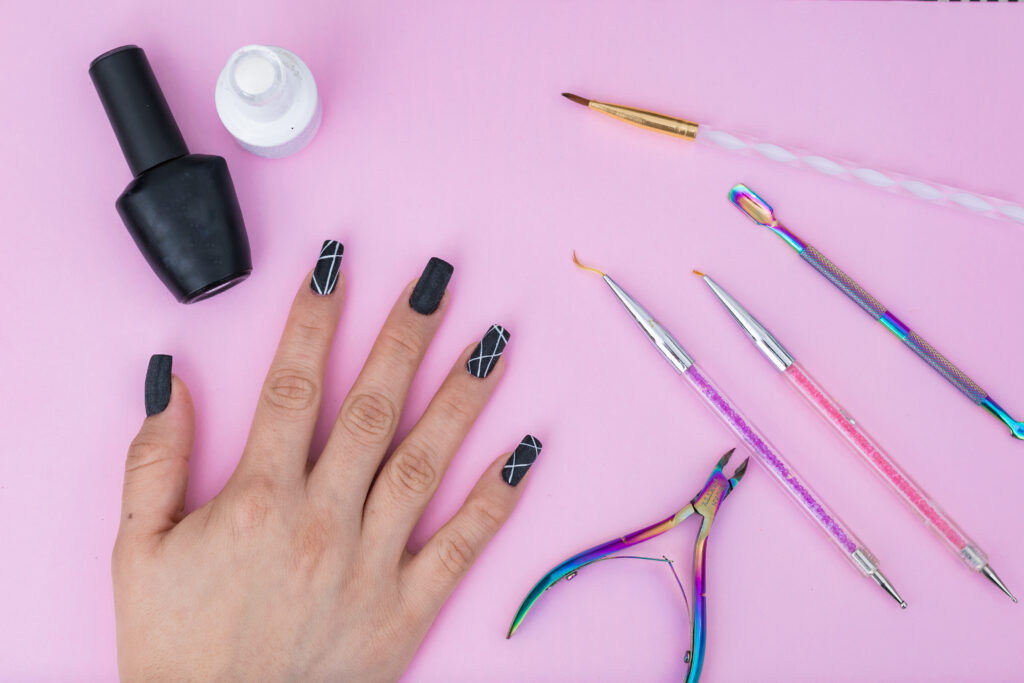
1;1;1022;681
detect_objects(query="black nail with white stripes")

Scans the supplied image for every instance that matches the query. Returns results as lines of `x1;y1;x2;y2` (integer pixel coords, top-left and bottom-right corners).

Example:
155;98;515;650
310;240;344;295
466;325;510;378
502;435;541;487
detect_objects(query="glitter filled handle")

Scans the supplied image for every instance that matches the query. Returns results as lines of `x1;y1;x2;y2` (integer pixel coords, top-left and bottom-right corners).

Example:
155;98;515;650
784;362;987;570
682;363;869;568
695;125;1024;225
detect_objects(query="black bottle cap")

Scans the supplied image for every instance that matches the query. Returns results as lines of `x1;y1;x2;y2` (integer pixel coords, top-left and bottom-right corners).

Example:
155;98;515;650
89;46;189;177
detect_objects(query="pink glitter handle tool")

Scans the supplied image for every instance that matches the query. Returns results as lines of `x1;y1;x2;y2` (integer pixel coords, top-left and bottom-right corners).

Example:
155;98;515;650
572;252;907;608
696;271;1016;603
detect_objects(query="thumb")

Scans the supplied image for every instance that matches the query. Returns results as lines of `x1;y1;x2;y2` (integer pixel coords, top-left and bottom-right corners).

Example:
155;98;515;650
119;355;195;543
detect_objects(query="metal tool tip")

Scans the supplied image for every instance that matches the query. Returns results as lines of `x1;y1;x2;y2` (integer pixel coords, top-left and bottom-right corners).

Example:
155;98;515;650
562;92;590;106
728;184;777;227
716;448;735;469
734;458;749;480
981;565;1017;603
692;270;706;277
572;250;606;277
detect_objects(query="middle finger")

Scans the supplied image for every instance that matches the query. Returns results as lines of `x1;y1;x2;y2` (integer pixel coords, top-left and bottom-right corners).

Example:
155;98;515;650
311;257;453;504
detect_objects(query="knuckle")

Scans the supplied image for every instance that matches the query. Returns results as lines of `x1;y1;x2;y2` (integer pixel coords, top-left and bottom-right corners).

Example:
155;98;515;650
230;474;277;532
387;445;438;499
124;439;186;480
463;498;504;537
263;367;320;416
378;325;423;364
339;391;398;443
435;392;477;426
435;528;477;578
291;509;334;573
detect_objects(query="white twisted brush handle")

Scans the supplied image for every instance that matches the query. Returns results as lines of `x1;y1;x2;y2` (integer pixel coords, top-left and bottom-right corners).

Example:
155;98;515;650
696;126;1024;224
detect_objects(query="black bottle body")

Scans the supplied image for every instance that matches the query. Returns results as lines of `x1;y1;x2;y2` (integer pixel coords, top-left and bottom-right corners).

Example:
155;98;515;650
116;154;251;303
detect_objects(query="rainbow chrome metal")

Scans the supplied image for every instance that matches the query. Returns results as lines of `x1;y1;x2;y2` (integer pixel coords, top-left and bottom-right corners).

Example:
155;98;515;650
507;449;748;683
729;183;1024;441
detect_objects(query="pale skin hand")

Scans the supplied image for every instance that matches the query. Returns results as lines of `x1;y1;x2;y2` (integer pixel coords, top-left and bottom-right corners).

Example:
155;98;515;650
113;266;528;681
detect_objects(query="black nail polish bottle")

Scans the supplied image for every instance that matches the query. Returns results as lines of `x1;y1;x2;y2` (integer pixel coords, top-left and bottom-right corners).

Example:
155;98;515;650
90;45;252;303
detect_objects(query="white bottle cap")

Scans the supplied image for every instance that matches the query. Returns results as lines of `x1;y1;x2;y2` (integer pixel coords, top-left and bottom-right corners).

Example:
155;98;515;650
215;45;321;158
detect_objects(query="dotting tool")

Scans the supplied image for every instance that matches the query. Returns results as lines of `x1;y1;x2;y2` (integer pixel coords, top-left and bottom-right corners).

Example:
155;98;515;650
561;93;1024;226
508;449;749;683
696;270;1016;602
728;183;1024;441
568;252;907;608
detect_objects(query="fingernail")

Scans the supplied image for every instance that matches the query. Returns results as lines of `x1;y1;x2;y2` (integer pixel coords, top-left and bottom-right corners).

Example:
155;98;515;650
145;354;172;416
409;257;453;315
310;240;344;295
466;324;510;378
502;435;541;486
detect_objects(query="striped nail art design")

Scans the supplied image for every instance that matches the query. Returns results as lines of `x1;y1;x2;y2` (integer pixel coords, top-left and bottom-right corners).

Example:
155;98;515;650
502;435;542;486
466;325;510;378
310;240;344;295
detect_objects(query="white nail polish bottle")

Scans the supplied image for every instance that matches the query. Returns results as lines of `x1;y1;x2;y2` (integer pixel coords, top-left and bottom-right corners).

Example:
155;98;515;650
215;44;321;159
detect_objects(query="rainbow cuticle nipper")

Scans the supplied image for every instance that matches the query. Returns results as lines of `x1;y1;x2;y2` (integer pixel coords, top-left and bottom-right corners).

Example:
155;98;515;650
729;183;1024;441
507;449;749;683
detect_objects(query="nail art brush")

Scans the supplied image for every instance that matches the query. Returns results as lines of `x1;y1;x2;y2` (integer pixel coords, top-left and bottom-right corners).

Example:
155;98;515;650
728;183;1024;441
561;93;1024;226
695;270;1016;602
572;252;907;608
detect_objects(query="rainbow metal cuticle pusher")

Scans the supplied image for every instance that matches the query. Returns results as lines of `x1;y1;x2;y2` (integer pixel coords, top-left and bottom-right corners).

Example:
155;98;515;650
507;449;749;683
729;184;1024;441
696;271;1016;603
562;253;907;607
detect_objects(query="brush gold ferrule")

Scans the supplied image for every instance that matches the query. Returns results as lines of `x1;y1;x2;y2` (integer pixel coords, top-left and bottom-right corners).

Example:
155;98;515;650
569;94;699;141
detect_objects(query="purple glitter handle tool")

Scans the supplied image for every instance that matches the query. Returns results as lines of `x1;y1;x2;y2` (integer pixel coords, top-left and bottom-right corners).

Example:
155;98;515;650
571;252;907;608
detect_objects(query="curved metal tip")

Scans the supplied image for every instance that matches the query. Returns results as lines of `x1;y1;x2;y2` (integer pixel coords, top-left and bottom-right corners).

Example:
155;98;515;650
715;447;736;470
732;458;750;482
729;184;777;227
572;250;606;277
562;92;591;107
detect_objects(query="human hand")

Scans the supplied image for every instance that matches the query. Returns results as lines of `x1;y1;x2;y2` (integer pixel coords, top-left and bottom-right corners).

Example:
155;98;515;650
113;244;540;681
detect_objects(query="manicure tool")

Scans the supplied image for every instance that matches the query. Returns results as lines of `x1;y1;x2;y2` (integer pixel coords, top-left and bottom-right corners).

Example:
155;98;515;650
508;449;749;683
567;253;907;607
696;271;1016;602
729;183;1024;441
561;93;1024;225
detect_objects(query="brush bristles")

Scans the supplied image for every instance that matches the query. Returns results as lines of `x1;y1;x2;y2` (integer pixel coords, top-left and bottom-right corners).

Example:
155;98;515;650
572;250;605;276
561;92;591;107
692;270;706;277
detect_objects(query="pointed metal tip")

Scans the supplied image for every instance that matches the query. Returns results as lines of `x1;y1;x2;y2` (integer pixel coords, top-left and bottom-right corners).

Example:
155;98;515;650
716;448;736;469
733;458;750;481
981;565;1017;603
870;569;908;609
562;92;591;107
572;250;606;277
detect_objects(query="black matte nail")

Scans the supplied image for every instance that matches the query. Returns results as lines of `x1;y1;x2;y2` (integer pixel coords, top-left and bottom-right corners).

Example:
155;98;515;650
145;354;172;416
310;240;344;295
409;257;453;315
502;435;541;486
466;325;510;378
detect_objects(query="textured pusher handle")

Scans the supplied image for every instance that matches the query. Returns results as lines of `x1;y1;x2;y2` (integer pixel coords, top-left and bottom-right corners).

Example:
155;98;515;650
799;245;988;404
